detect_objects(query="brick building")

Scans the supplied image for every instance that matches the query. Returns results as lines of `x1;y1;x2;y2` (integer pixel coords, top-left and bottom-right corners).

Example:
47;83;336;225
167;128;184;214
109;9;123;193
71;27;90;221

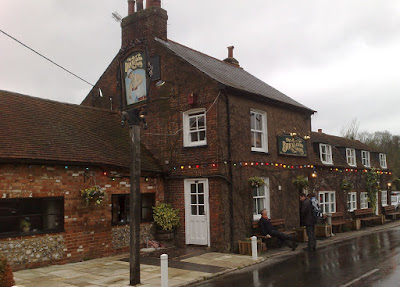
310;130;392;219
0;91;164;269
82;1;317;251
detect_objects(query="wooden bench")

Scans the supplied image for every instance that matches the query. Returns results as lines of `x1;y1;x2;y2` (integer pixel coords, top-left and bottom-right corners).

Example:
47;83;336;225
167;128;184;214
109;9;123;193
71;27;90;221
329;212;348;233
252;219;296;248
354;208;382;226
383;205;400;220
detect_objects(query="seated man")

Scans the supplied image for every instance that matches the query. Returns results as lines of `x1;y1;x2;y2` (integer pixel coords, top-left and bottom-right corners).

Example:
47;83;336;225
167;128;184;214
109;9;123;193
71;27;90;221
259;209;298;251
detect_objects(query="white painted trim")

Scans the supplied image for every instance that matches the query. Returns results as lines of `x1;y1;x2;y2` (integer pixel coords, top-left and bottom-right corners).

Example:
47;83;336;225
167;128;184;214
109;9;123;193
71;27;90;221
250;109;268;153
183;109;207;147
319;144;333;165
346;148;357;167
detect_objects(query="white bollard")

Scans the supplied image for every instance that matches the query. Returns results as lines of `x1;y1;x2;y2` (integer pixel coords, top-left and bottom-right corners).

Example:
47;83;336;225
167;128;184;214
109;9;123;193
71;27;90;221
161;253;168;287
251;236;258;261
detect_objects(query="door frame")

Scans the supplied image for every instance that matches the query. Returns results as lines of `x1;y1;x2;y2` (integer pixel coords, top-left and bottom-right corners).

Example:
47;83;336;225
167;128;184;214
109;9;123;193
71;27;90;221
184;178;210;246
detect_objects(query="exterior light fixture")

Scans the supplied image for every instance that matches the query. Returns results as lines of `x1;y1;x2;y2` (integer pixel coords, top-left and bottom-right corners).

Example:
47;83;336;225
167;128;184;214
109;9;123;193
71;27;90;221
311;172;317;178
156;80;166;87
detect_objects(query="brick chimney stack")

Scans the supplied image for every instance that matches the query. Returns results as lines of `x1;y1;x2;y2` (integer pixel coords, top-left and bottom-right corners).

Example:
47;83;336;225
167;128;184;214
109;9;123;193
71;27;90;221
223;45;240;67
318;129;323;134
121;0;168;49
228;46;234;58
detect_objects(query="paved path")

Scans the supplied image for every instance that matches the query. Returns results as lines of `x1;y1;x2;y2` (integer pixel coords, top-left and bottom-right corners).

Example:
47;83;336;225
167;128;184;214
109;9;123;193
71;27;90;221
13;220;400;287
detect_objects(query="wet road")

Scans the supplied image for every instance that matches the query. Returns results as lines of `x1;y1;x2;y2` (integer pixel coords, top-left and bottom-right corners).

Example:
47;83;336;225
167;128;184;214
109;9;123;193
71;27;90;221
194;227;400;287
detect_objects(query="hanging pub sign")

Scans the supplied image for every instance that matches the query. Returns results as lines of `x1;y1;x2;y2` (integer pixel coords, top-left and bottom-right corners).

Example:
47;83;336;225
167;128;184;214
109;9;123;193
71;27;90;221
123;51;148;107
278;135;307;157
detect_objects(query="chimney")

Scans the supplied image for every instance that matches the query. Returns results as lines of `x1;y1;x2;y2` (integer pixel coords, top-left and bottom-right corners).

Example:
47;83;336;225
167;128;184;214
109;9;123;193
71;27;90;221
318;129;322;134
146;0;161;8
121;0;168;48
223;45;240;67
128;0;136;15
137;0;144;11
228;46;234;58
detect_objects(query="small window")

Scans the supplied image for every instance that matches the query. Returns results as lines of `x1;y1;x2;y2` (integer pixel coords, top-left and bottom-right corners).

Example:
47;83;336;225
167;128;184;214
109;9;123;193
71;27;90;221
379;153;387;169
360;192;368;209
319;191;336;214
0;197;64;238
381;190;388;206
183;109;206;147
250;110;268;153
252;178;270;220
112;193;155;225
319;144;333;165
361;151;370;167
346;148;356;167
347;192;357;212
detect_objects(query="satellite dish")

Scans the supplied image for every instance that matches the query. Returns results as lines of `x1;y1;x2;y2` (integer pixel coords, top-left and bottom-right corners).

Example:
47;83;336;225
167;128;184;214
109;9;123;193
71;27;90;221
112;12;122;23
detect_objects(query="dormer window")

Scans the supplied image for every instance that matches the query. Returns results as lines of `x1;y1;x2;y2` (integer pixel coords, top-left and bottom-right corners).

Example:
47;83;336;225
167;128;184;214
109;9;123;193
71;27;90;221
346;148;356;167
361;150;370;167
183;109;206;147
319;143;333;165
379;153;387;169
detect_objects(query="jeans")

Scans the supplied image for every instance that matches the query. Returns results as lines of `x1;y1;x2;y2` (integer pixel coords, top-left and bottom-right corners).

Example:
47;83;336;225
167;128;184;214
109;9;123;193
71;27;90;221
305;225;316;249
269;230;296;248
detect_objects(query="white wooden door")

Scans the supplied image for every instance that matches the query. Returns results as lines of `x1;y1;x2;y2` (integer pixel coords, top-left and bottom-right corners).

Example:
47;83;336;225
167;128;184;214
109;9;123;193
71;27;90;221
184;179;210;246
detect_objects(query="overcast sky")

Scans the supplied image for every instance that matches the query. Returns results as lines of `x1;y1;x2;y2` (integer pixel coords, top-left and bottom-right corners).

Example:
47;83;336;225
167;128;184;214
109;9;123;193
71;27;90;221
1;0;400;136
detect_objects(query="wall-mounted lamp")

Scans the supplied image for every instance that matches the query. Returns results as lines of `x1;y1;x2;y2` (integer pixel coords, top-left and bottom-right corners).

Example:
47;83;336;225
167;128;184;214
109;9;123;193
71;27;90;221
290;132;297;137
304;135;311;140
311;172;317;178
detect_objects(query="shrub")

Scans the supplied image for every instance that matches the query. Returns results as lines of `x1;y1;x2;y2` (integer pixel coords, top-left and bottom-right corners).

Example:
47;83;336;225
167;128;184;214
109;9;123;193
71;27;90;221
153;203;180;231
0;257;15;287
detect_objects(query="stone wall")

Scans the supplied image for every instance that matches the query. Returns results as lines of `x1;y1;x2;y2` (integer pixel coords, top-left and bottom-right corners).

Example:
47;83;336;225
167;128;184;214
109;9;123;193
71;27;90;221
112;223;155;250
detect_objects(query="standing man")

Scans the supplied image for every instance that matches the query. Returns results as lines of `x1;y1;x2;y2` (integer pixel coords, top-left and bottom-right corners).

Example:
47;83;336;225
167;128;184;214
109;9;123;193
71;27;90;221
259;209;298;251
300;193;317;251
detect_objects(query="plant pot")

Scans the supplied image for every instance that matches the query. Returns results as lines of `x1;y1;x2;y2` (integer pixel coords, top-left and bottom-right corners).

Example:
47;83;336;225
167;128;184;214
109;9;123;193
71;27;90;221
315;224;332;237
156;229;175;241
22;226;30;233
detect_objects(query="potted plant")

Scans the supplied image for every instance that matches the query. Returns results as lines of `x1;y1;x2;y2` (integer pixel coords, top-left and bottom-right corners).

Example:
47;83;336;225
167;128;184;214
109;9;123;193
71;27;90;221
292;176;309;193
80;186;105;206
248;177;265;188
19;219;31;233
153;203;180;241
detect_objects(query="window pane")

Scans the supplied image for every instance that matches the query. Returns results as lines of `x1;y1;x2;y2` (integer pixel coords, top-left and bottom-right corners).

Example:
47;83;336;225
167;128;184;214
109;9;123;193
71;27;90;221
0;200;18;216
198;183;204;194
191;132;199;142
253;199;257;215
191;205;197;215
254;132;262;148
252;187;258;197
258;186;265;196
198;194;204;204
191;184;197;194
23;199;43;215
198;116;205;128
257;198;265;214
199;205;205;215
191;195;197;204
44;214;63;230
251;113;256;129
0;217;18;233
189;117;197;130
199;131;206;141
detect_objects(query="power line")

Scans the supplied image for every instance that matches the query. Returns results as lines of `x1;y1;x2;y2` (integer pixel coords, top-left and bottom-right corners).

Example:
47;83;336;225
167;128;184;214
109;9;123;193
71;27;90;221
0;28;95;87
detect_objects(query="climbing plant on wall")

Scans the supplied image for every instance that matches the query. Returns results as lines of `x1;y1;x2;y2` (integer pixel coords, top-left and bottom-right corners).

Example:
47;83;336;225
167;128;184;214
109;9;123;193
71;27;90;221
366;169;379;212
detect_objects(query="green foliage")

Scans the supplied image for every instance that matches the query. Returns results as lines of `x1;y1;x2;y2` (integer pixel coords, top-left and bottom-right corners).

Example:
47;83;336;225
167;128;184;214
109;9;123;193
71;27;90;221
366;169;379;212
340;179;353;192
248;177;265;188
19;219;31;229
80;186;105;206
292;176;309;191
0;257;15;287
153;203;180;231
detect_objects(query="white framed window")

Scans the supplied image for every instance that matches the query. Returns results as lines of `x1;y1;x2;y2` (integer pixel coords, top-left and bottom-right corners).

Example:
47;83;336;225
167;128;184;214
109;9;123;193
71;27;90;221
346;148;356;167
319;144;333;165
347;192;357;212
318;191;336;214
252;178;270;220
361;150;370;167
379;153;387;169
381;190;388;206
360;192;368;209
250;110;268;153
183;109;206;147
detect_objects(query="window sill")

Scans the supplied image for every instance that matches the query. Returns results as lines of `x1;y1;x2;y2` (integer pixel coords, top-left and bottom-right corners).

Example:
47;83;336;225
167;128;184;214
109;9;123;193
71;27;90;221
183;144;208;149
251;150;269;155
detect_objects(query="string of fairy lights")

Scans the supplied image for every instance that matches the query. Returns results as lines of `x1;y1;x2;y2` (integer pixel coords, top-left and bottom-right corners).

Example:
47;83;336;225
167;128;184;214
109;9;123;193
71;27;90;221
168;161;392;175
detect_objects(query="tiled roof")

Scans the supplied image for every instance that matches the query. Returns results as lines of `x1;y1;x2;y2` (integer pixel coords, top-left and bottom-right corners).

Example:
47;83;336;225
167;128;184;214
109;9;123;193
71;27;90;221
155;38;314;113
0;90;162;172
311;131;383;169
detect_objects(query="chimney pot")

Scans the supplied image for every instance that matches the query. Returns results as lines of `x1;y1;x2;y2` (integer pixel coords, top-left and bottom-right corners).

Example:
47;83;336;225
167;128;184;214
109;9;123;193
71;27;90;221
318;129;322;134
137;0;144;11
228;46;234;58
146;0;161;8
128;0;136;15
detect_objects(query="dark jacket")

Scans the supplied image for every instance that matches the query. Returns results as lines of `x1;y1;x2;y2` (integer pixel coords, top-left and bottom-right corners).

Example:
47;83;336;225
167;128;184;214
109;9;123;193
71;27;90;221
259;217;275;236
300;198;317;226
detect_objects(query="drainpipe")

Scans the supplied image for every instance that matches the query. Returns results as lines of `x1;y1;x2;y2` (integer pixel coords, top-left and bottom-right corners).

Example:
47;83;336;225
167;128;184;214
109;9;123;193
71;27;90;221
219;84;235;251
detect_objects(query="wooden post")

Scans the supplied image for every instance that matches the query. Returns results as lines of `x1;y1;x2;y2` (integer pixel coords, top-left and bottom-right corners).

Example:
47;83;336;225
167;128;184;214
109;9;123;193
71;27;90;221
129;121;141;285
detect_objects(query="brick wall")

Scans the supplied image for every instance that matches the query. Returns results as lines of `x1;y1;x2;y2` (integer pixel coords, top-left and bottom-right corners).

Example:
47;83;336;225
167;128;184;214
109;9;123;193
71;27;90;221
0;164;164;270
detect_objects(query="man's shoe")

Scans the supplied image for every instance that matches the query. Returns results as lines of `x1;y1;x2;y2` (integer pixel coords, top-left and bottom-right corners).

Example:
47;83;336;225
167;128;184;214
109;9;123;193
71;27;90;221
291;243;298;251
